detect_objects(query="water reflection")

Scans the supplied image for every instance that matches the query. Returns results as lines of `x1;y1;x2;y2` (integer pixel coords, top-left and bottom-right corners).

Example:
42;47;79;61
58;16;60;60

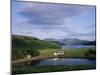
31;58;96;66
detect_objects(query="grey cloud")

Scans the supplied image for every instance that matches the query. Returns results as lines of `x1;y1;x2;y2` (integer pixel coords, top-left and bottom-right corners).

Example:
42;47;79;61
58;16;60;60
69;32;95;37
13;1;95;40
18;2;93;25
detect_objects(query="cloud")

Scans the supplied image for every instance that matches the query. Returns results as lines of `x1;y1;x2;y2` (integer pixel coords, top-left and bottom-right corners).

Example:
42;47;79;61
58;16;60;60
18;2;93;25
12;1;96;40
68;31;95;41
85;24;95;31
69;32;95;37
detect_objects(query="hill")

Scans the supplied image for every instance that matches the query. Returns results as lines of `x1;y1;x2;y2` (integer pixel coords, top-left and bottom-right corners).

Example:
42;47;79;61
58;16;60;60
12;35;60;60
82;41;96;45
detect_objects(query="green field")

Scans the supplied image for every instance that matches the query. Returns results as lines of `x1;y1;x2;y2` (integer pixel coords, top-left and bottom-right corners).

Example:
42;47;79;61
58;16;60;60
39;48;96;58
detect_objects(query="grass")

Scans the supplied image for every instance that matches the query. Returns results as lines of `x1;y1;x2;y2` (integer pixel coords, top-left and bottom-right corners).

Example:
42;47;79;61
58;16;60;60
39;49;59;57
64;48;90;57
12;64;96;74
39;48;95;57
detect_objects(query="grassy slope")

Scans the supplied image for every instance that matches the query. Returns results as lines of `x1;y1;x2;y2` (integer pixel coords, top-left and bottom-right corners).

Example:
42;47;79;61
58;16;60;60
12;35;60;49
12;35;60;60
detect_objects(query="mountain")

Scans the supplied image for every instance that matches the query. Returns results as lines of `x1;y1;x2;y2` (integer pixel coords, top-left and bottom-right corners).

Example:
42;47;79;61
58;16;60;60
44;38;95;45
44;38;65;45
60;38;90;45
44;38;58;41
82;41;96;45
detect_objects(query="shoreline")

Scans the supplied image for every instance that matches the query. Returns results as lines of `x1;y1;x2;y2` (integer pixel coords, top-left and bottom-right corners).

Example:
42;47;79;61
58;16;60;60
12;56;96;64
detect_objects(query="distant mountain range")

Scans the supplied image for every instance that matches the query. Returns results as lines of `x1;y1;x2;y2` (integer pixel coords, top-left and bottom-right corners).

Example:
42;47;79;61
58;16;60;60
82;41;96;45
44;38;65;45
44;38;96;45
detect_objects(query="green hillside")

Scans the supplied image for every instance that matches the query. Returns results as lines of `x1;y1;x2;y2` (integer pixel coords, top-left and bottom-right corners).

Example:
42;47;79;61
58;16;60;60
12;35;60;60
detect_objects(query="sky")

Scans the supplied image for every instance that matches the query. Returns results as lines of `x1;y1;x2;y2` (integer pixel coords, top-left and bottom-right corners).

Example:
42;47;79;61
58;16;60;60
12;0;96;41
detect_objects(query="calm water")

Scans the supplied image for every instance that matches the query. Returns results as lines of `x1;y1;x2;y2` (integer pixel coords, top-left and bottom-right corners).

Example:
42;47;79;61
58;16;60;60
62;45;95;49
32;58;96;66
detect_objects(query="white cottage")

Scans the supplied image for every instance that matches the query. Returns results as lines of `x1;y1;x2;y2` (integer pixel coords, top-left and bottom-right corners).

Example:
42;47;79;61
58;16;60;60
53;51;64;56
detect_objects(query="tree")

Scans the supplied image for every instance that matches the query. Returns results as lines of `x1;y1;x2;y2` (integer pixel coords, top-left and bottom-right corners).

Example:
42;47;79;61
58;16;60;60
84;49;96;57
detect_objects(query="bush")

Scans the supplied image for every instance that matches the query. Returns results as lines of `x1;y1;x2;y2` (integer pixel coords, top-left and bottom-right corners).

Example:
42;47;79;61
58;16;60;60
84;49;96;57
